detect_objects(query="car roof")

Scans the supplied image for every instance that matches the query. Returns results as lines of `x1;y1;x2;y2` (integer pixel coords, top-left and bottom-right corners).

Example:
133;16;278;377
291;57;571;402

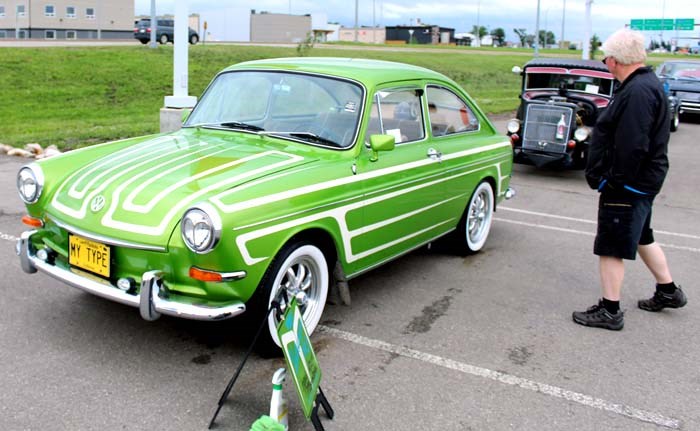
524;57;609;73
224;57;452;87
658;60;700;65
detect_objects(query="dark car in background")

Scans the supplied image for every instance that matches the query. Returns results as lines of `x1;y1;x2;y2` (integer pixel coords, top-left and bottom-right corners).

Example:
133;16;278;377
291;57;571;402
657;60;700;125
507;58;615;169
134;18;199;45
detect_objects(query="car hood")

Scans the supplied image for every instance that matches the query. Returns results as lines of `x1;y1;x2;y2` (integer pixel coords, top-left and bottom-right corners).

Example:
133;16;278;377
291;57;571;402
46;130;316;247
667;79;700;93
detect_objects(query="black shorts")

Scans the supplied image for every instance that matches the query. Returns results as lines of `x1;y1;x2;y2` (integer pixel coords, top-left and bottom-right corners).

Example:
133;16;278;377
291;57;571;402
593;191;655;260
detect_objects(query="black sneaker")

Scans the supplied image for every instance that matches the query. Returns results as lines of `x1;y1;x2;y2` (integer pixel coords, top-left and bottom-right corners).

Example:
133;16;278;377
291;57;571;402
572;300;624;330
638;287;687;312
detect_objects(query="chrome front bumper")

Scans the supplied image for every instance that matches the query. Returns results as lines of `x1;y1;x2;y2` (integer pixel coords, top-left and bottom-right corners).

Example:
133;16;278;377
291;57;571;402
17;231;246;322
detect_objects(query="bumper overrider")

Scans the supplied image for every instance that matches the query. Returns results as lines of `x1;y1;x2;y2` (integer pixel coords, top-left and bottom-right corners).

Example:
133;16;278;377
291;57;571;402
16;230;246;322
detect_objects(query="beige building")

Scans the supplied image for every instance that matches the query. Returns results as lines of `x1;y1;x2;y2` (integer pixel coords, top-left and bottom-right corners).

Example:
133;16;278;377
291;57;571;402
338;26;385;44
0;0;133;39
250;12;311;43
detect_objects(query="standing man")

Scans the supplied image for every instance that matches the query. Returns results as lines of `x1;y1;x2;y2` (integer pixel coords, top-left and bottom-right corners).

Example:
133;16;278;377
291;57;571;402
572;28;687;330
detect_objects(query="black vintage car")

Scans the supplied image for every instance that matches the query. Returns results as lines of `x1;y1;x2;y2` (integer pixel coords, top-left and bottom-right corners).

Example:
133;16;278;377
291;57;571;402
507;58;616;169
657;60;700;126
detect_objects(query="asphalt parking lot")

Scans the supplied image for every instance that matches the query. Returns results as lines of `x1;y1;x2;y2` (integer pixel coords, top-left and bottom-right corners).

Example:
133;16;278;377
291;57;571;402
1;117;699;431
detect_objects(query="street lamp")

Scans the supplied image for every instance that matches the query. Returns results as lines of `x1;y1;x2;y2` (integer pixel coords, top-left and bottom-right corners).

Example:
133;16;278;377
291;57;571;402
561;0;566;48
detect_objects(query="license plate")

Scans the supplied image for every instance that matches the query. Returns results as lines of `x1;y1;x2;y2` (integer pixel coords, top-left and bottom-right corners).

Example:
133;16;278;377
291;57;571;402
69;234;110;278
139;29;145;33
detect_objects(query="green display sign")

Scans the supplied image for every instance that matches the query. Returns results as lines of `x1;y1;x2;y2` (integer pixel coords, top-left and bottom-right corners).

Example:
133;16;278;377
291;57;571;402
630;18;695;31
675;18;695;31
630;19;645;30
277;298;322;420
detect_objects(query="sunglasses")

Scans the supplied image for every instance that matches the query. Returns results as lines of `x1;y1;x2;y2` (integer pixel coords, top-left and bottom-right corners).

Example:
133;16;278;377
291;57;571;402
602;56;611;65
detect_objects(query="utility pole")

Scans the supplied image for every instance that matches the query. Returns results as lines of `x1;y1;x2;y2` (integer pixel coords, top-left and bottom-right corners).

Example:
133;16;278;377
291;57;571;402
475;0;481;47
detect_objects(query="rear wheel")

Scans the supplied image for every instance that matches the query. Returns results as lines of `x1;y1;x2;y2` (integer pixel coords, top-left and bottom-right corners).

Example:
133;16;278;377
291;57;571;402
189;34;199;44
248;242;329;357
449;181;494;255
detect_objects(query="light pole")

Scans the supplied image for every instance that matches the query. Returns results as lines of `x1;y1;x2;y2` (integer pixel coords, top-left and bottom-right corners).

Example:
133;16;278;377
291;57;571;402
149;0;156;48
561;0;566;48
582;0;593;60
475;0;481;47
534;0;541;56
354;0;359;42
544;7;550;49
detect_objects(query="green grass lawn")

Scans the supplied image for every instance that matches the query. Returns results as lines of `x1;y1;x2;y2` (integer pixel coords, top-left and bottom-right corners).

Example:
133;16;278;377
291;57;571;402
0;43;679;150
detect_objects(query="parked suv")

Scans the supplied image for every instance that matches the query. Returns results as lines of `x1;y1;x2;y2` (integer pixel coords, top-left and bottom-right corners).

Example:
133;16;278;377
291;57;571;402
134;18;199;45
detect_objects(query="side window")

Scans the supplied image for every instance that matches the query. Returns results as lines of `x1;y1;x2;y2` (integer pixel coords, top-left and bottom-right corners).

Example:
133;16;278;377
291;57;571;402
365;88;424;144
426;86;479;136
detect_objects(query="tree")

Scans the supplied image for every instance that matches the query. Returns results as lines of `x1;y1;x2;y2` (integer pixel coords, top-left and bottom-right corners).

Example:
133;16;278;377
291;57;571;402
472;25;488;39
538;30;556;46
590;34;601;59
490;28;506;47
514;28;529;47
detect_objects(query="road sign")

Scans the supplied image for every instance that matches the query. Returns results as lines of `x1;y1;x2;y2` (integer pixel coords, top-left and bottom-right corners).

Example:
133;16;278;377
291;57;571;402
630;19;644;30
631;18;695;31
675;18;695;31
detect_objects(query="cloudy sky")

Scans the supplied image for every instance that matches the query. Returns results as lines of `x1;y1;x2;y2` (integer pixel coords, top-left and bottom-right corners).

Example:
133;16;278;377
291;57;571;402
135;0;700;46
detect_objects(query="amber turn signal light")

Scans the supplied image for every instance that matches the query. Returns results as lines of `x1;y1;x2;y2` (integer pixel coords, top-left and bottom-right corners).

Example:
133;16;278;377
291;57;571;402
21;215;44;228
189;267;223;282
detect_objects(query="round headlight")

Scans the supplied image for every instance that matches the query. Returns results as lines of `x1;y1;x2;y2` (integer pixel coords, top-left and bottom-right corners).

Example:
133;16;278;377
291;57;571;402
507;119;521;134
574;126;590;142
181;203;222;254
17;164;44;204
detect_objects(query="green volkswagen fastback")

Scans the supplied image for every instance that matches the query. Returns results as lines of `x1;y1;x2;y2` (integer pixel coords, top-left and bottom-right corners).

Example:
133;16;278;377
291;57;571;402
17;57;513;353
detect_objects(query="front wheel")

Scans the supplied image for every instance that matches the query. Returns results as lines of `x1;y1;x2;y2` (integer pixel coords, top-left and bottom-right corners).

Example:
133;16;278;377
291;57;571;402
250;242;329;356
449;181;494;255
159;34;169;44
670;109;680;132
189;34;199;44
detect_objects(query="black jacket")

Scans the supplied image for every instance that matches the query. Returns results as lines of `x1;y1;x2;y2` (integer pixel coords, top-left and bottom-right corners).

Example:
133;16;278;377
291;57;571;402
585;67;669;195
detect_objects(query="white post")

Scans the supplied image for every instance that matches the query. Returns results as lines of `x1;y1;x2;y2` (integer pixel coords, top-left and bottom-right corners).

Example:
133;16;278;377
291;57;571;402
164;0;196;109
149;0;156;48
162;0;196;132
582;0;593;59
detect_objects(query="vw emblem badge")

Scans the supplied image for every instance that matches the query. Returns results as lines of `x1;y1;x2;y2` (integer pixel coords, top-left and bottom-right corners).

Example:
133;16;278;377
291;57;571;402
90;195;106;213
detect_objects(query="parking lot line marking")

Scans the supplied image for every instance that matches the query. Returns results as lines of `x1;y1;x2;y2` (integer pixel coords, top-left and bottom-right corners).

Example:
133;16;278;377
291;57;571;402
499;206;700;240
495;218;700;254
318;325;681;429
0;231;18;242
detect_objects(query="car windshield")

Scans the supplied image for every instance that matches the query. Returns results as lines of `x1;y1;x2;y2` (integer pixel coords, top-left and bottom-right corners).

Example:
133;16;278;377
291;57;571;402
658;63;700;80
525;72;614;97
185;71;364;149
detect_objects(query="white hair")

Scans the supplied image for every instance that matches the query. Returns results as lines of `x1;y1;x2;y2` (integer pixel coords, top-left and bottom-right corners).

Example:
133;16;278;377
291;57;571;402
602;28;647;65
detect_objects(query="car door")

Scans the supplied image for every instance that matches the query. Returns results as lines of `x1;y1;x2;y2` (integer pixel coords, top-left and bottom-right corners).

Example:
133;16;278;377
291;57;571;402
349;83;453;274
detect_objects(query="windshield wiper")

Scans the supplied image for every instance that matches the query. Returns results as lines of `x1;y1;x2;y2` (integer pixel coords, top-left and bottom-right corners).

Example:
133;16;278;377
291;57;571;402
194;121;265;132
263;131;340;147
218;121;265;131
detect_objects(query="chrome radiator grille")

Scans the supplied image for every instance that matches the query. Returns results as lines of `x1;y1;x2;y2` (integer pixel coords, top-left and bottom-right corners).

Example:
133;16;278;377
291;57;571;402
522;104;574;153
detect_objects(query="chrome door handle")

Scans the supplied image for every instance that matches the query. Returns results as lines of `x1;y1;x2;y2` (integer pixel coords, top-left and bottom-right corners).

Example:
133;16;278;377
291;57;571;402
427;148;442;163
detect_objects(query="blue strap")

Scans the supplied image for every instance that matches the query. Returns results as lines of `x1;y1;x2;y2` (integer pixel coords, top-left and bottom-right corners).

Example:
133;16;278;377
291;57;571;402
598;179;607;191
623;185;649;195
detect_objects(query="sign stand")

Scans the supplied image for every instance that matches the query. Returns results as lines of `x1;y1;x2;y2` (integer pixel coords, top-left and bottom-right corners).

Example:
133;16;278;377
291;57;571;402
310;387;334;431
208;299;283;429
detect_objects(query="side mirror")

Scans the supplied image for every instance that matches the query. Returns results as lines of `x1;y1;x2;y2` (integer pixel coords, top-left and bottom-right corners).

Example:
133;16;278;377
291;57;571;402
511;66;522;74
181;108;192;123
369;134;395;162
